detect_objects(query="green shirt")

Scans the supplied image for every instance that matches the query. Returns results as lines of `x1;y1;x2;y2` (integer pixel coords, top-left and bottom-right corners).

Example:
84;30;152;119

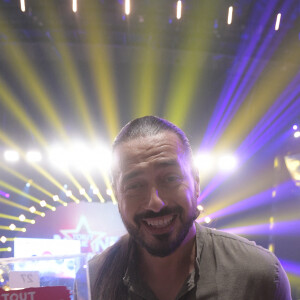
88;223;291;300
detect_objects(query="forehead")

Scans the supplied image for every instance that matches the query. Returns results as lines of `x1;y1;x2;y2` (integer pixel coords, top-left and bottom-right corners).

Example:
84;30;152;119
113;131;186;175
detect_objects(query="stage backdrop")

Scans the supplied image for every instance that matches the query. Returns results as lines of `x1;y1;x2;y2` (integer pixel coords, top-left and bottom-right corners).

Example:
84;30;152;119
18;202;126;254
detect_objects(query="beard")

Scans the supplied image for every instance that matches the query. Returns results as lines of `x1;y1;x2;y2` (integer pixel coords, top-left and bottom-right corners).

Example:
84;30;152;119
120;200;199;257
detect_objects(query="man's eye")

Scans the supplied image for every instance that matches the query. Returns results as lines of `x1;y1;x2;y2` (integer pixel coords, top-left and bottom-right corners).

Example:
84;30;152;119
165;175;181;183
126;182;143;190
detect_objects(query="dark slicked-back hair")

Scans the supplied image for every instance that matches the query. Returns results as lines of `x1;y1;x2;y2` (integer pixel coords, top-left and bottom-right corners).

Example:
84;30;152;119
113;115;192;154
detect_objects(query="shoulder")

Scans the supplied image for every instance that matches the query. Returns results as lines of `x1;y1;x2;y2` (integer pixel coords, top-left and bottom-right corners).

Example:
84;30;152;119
88;234;130;288
196;224;291;299
198;223;276;264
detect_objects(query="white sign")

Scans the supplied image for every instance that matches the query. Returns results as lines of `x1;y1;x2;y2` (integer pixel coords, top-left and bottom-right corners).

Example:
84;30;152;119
9;271;40;289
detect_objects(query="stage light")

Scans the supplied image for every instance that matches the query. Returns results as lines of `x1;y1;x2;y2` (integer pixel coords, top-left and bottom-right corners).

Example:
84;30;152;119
51;207;56;211
41;212;45;217
20;0;25;12
26;182;31;188
53;195;59;201
218;154;238;172
48;146;68;168
29;206;36;213
63;203;68;207
194;153;214;173
26;151;42;163
31;220;35;224
9;224;16;231
275;13;281;31
4;150;20;162
294;131;300;138
268;243;274;253
125;0;130;16
21;228;26;232
93;188;99;195
204;216;211;224
197;205;204;212
227;6;233;25
0;236;6;243
79;188;85;195
106;188;112;196
293;125;298;130
66;190;72;197
40;200;47;207
19;214;26;221
72;0;77;13
176;1;182;20
95;145;112;171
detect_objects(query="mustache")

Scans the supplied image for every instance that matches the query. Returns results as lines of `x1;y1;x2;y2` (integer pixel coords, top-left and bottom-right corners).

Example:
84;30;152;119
134;206;183;224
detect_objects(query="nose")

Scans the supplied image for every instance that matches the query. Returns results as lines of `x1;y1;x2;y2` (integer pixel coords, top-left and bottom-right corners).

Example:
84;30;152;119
147;187;165;212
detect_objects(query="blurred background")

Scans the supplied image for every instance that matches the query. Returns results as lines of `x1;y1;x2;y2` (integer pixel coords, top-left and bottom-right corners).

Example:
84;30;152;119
0;0;299;297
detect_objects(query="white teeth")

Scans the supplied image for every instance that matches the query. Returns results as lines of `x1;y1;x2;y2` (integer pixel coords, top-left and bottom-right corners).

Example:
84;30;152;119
144;215;174;228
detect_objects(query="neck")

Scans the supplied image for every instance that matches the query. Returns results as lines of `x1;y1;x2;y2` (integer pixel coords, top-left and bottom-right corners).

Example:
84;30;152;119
138;223;197;278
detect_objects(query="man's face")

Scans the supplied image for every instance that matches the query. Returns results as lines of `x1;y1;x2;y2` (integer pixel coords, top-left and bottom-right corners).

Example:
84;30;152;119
113;131;200;257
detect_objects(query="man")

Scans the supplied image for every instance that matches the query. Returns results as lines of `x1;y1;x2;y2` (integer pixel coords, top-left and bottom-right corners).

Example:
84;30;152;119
88;116;291;300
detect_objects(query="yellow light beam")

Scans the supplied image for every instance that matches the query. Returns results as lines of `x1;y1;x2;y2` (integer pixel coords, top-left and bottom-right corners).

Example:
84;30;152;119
0;197;44;217
81;3;120;140
0;226;25;232
0;247;12;252
0;238;15;242
0;180;54;211
83;170;104;203
0;78;48;147
165;1;217;128
0;11;68;141
0;213;34;224
40;1;96;141
132;4;163;118
0;129;79;203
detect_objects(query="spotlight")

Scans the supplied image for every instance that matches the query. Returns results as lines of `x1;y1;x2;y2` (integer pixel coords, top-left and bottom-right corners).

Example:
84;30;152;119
227;6;233;25
292;125;298;130
194;152;214;173
125;0;130;15
31;220;35;224
93;188;99;195
51;207;56;211
197;205;204;212
9;224;16;231
41;213;45;217
4;150;20;162
0;236;6;243
7;247;12;252
53;195;59;201
72;0;77;13
176;0;182;20
19;214;26;221
20;0;25;12
40;200;47;207
26;151;42;163
204;216;211;224
218;154;238;172
79;188;86;195
66;190;72;197
21;228;26;233
275;13;281;31
106;189;113;196
29;206;36;213
294;131;300;138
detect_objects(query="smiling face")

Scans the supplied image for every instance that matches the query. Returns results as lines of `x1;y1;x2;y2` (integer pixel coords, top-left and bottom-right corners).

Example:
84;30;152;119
113;131;200;257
